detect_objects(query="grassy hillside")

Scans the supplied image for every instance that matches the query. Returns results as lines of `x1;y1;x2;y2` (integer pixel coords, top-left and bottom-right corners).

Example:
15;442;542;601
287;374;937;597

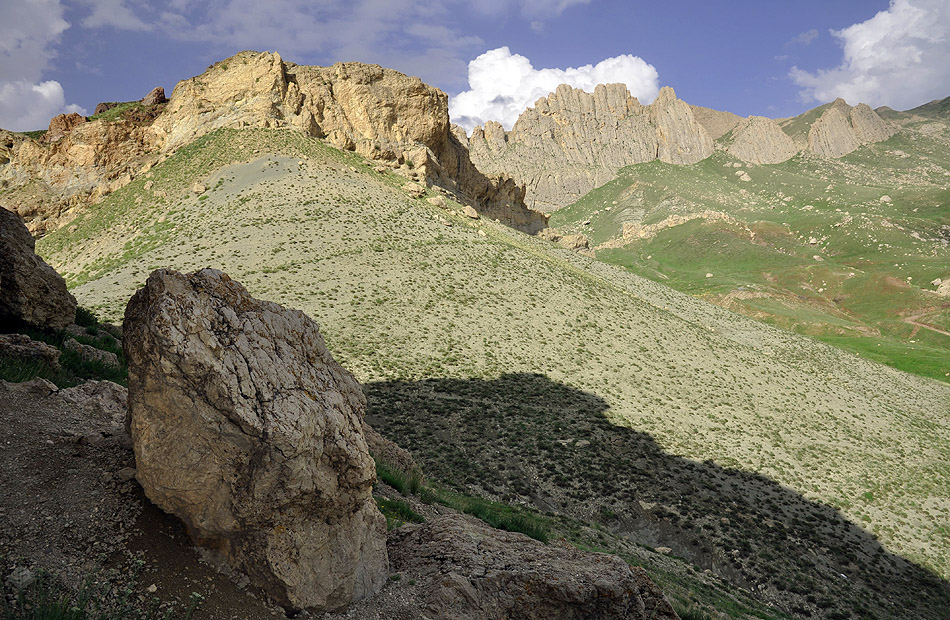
37;127;950;619
550;124;950;384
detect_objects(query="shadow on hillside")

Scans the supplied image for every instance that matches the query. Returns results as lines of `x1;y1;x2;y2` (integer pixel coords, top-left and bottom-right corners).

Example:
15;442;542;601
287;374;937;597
364;373;950;620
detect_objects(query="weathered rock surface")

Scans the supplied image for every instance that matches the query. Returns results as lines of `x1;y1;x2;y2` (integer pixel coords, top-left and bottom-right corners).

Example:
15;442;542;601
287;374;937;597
466;84;712;211
807;99;897;158
2;51;545;235
45;113;86;143
64;337;120;368
726;116;799;164
123;268;388;612
149;51;546;233
688;104;743;139
0;207;77;328
0;333;61;368
140;87;167;106
538;228;590;251
388;514;680;620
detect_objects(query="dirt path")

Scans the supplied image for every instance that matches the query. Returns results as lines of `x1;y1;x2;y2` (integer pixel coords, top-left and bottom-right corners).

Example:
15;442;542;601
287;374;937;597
903;311;950;338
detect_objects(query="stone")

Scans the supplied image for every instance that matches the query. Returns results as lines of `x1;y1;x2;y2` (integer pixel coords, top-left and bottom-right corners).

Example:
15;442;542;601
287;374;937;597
0;334;61;368
123;268;388;612
191;182;206;195
0;207;77;329
426;196;447;209
463;205;479;219
558;234;589;250
402;182;425;198
141;87;167;106
808;99;897;158
64;338;120;368
362;421;420;478
467;84;711;212
726;116;798;164
389;514;679;620
58;380;129;437
93;102;119;116
44;113;86;143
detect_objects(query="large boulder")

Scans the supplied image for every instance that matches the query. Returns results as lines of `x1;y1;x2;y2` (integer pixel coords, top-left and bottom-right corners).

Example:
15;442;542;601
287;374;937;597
389;514;680;620
123;268;388;612
0;207;77;329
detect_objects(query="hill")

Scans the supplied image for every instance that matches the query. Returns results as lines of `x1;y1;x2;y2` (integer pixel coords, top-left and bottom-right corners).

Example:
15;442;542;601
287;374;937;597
33;122;950;619
549;112;950;383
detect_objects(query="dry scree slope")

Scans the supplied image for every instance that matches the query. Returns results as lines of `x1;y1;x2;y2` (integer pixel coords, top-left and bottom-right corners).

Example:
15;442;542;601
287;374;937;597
34;126;950;619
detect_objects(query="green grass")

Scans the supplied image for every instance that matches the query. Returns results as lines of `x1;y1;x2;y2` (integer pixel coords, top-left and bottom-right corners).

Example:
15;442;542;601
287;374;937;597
16;130;46;141
87;101;145;123
0;567;202;620
374;496;425;530
375;460;422;495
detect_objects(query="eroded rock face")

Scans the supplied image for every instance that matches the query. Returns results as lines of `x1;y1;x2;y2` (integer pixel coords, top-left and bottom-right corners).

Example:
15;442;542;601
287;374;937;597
389;514;680;620
123;268;388;612
466;84;713;211
726;116;799;164
807;99;897;158
0;207;77;329
149;51;546;233
2;51;546;235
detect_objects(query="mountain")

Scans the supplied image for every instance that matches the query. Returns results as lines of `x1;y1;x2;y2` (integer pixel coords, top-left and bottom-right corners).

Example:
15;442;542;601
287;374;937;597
465;86;897;213
2;53;949;619
0;51;546;236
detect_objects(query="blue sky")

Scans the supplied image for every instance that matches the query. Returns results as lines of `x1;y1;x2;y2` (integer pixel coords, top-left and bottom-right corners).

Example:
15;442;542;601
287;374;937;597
2;0;948;131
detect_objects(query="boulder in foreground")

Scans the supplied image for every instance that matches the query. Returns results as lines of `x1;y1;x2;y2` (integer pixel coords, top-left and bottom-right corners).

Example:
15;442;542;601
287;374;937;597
0;207;77;329
123;268;388;612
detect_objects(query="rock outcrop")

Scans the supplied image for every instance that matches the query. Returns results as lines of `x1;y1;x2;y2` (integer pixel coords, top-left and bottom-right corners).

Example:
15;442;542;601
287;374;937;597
807;99;896;158
465;84;713;211
1;51;545;235
149;51;546;233
123;268;388;612
45;113;87;143
0;334;61;368
140;87;167;106
388;514;680;620
726;116;799;164
688;104;743;139
0;207;77;329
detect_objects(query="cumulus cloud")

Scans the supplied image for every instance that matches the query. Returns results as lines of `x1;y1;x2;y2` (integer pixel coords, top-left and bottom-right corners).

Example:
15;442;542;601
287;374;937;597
80;0;151;30
0;81;85;132
449;47;660;132
791;0;950;110
789;29;819;46
0;0;84;130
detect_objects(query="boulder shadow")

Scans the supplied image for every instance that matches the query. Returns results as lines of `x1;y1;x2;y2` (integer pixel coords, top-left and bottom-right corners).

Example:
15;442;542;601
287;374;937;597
364;372;950;620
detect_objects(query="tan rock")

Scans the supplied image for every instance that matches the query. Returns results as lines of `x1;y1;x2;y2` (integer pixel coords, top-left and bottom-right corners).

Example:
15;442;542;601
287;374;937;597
0;207;77;329
123;268;388;612
140;87;167;106
402;181;425;198
45;113;86;143
426;196;447;209
688;104;743;139
808;98;897;158
726;116;798;164
389;514;679;620
0;334;61;368
467;84;711;212
463;205;479;219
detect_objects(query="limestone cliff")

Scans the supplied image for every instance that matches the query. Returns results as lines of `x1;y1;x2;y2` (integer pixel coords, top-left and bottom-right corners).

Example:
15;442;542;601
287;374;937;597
806;98;897;158
688;104;742;140
725;116;798;164
466;84;713;212
0;51;546;235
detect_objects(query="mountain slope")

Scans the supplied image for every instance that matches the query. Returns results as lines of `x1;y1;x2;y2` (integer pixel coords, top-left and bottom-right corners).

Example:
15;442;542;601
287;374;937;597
36;126;950;619
551;118;950;384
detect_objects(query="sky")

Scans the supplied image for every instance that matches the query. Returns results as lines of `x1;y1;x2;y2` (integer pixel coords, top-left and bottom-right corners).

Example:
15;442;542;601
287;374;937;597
1;0;949;132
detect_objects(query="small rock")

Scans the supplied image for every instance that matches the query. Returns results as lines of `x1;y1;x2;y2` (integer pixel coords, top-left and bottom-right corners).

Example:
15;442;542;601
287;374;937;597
6;567;34;591
141;87;167;106
463;205;479;219
402;182;425;199
427;196;447;209
705;273;713;278
191;182;206;195
64;338;120;368
655;547;673;555
373;165;388;173
117;467;137;482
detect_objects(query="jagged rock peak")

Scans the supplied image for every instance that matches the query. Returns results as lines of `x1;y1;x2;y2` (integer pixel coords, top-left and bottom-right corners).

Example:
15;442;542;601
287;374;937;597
726;116;799;164
466;83;712;211
807;98;896;158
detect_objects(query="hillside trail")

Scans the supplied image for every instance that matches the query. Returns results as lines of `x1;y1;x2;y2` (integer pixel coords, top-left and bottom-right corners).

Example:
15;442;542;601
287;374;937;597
902;310;950;338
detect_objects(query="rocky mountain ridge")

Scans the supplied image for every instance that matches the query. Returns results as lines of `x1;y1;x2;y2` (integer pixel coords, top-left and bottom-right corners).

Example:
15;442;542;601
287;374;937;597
0;51;546;235
466;85;898;211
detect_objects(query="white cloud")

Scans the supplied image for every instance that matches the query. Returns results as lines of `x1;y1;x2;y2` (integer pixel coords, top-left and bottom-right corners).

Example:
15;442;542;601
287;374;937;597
0;80;86;131
789;29;819;46
0;0;85;131
80;0;151;30
449;46;660;132
791;0;950;110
